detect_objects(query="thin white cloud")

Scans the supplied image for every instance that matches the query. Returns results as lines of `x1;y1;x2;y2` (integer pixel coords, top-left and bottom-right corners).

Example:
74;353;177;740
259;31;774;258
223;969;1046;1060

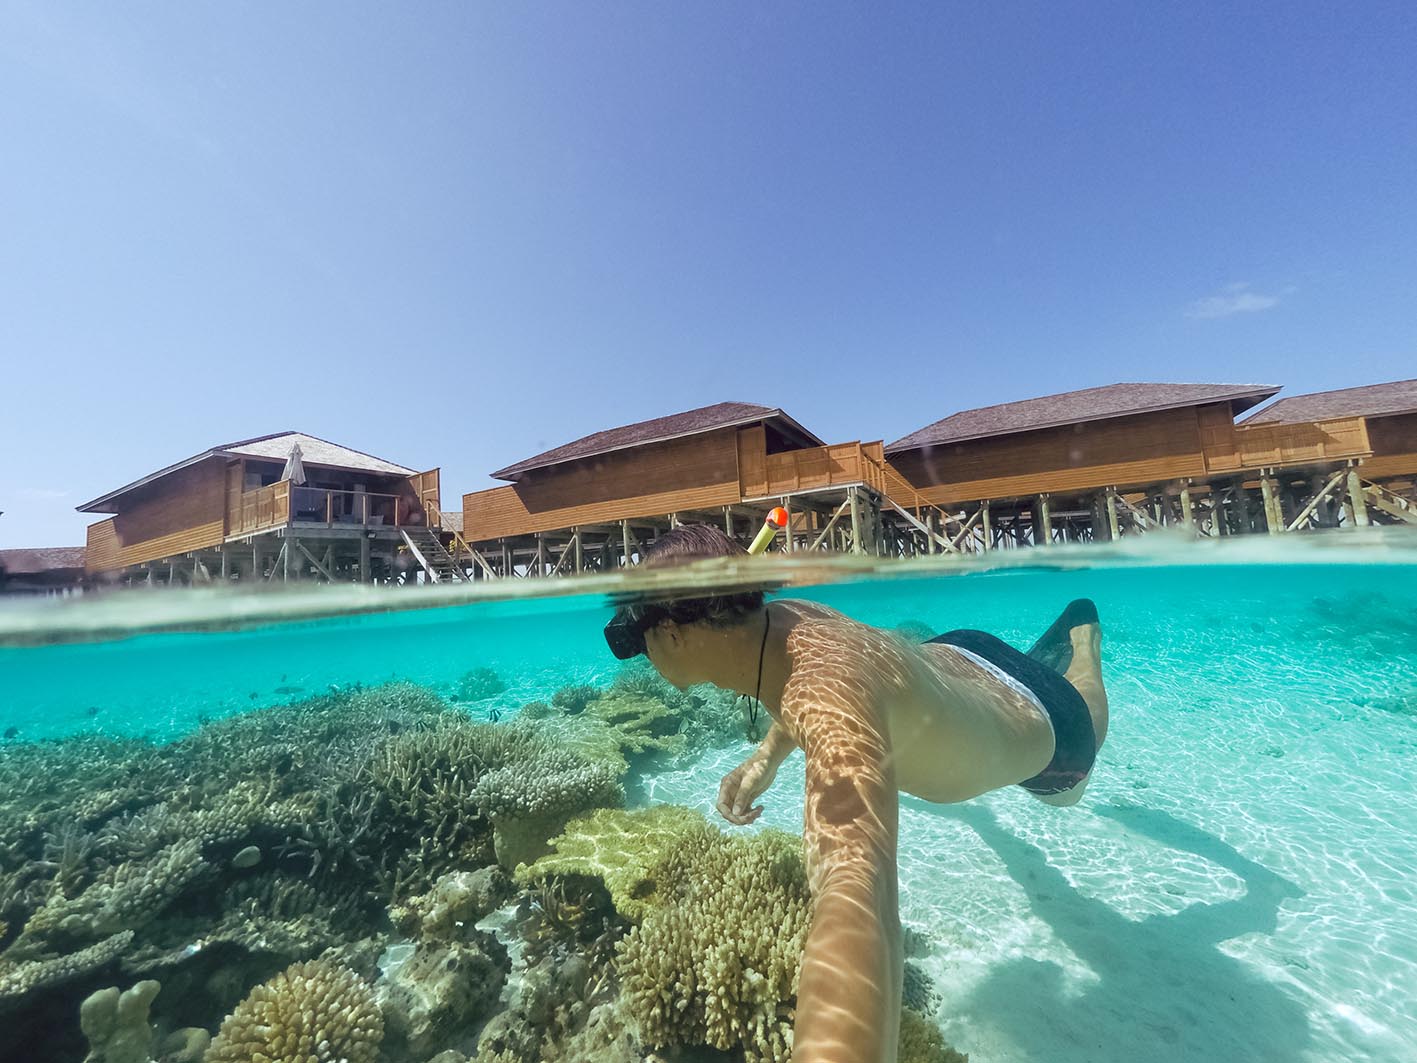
17;488;70;500
1186;282;1284;320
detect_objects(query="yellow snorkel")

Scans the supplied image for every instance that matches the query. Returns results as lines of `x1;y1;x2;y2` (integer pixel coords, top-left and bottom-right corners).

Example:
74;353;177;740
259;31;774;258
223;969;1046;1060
748;507;790;555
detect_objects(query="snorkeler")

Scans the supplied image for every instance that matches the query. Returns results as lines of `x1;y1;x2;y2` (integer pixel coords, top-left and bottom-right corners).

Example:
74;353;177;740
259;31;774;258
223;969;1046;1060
603;524;1109;1063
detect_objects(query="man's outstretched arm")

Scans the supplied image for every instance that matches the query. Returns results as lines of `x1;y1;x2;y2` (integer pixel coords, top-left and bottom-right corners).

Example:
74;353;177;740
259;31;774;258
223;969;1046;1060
789;685;902;1063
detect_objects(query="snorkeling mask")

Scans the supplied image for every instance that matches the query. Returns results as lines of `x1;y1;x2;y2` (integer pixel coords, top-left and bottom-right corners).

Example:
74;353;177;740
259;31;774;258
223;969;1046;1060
603;508;788;659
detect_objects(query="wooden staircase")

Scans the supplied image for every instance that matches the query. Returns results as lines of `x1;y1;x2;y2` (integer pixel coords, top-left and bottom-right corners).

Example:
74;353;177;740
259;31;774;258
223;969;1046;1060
400;527;469;583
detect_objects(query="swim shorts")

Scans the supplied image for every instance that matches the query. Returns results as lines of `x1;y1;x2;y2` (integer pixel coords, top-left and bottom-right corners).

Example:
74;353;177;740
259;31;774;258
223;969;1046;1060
927;629;1097;796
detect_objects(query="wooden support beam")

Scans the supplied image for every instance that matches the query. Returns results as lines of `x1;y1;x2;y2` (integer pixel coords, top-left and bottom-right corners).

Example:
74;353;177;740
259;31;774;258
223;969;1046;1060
1179;482;1194;531
781;498;794;552
573;527;583;573
536;537;547;577
808;499;853;551
980;502;992;552
296;541;337;582
219;547;229;580
1105;491;1121;540
1285;469;1347;531
1036;494;1052;547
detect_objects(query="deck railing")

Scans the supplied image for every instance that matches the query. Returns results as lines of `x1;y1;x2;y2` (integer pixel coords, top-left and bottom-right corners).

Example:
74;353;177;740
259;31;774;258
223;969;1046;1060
229;481;420;536
749;441;889;497
1208;416;1371;474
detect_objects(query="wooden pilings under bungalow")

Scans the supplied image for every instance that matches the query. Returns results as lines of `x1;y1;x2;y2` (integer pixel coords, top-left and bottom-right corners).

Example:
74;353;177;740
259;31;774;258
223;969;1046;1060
64;379;1417;588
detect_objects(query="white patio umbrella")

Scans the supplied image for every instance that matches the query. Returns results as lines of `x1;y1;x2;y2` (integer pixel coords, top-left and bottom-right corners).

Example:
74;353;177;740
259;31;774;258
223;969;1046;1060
281;442;308;485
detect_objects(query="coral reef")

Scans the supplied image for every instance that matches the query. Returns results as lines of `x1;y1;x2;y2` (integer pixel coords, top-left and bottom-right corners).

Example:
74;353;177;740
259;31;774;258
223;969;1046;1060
898;1007;969;1063
390;867;511;943
0;673;967;1062
457;666;508;702
0;682;619;1056
205;956;383;1063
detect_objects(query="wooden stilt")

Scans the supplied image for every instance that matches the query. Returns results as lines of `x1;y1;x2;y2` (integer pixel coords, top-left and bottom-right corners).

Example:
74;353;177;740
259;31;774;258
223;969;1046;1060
359;534;370;582
782;498;793;552
622;520;633;566
848;488;863;555
219;547;228;580
573;527;583;572
536;537;547;577
1105;491;1121;540
980;502;992;552
1346;468;1370;527
284;538;294;581
1036;494;1052;547
1260;472;1282;534
1179;482;1194;531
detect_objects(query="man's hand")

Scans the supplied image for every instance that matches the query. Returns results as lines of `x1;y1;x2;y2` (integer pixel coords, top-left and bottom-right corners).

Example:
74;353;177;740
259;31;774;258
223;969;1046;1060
717;753;778;825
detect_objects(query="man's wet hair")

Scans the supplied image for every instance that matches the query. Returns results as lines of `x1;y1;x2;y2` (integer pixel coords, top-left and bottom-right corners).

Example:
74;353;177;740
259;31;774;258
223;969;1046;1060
640;524;764;626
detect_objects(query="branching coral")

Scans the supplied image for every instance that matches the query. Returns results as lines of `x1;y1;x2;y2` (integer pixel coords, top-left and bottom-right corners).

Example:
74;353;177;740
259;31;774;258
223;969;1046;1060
898;1007;969;1063
205;956;383;1063
616;822;810;1063
0;930;133;1012
11;839;208;959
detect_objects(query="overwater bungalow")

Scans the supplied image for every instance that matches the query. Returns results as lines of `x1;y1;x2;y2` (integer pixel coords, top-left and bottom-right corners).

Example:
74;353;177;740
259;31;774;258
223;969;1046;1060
459;401;942;575
1241;379;1417;527
887;382;1380;545
78;432;462;584
0;547;87;596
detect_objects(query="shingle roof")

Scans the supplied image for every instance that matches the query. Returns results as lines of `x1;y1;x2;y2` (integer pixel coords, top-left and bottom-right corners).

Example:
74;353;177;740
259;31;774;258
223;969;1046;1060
1242;379;1417;425
887;382;1279;453
77;432;418;513
492;402;825;481
0;547;86;574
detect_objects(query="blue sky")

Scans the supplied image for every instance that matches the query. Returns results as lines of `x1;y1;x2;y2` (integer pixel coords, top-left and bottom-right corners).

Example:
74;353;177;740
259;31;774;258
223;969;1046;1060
2;2;1413;547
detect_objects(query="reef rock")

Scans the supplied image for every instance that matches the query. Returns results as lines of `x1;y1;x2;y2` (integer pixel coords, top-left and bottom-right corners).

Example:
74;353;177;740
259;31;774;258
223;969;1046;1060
376;933;507;1059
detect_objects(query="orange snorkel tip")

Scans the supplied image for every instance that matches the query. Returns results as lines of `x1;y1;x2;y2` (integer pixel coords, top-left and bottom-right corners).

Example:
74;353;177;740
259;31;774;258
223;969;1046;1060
748;507;789;555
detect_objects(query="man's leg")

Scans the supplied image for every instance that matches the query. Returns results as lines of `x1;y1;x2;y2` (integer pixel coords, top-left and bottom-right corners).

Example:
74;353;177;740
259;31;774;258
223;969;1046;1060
1031;603;1107;807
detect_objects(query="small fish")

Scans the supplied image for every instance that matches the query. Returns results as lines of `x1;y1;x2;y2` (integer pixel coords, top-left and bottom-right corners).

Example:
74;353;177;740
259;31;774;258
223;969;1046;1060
84;706;100;717
273;685;304;695
2;727;17;740
488;707;502;723
248;692;258;700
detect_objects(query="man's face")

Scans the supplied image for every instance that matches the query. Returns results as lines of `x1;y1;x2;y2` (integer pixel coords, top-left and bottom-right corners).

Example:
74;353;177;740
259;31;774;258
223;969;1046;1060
643;620;695;690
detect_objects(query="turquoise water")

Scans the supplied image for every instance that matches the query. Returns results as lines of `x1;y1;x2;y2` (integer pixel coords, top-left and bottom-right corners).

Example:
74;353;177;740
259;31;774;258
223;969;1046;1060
2;537;1415;1062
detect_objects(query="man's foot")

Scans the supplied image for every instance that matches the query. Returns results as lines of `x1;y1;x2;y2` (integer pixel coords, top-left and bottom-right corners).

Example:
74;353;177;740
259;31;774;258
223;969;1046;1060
1026;599;1100;674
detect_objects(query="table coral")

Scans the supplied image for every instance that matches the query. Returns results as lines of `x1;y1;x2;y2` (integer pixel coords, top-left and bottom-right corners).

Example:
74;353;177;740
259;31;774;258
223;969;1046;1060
516;805;714;923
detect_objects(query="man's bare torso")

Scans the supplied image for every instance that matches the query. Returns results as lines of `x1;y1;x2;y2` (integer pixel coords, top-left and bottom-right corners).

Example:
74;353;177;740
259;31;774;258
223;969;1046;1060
767;600;1057;802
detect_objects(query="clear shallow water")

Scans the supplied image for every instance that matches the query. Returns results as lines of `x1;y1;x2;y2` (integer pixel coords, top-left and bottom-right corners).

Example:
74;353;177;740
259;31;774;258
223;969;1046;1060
3;538;1416;1062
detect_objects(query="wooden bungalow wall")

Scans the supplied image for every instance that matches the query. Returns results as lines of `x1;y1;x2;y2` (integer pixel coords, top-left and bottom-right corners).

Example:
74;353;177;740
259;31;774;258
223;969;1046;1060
464;427;743;540
1361;413;1417;481
890;405;1216;506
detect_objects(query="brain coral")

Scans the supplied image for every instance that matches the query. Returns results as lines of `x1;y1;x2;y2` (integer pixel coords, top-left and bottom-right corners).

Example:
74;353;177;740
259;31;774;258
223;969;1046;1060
205;957;383;1063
